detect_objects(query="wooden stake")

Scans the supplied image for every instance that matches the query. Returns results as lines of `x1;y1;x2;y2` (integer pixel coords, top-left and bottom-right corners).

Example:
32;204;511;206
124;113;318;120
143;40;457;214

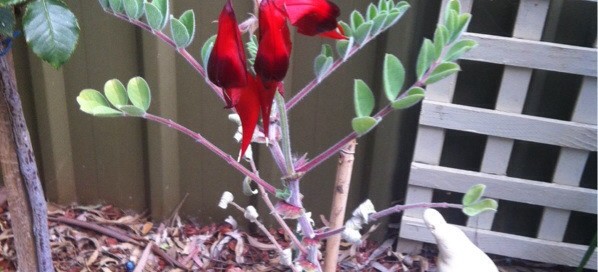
323;139;357;272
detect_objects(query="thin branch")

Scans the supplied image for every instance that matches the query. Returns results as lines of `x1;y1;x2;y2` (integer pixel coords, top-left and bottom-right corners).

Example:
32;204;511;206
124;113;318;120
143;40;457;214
48;216;143;246
144;113;277;194
369;202;463;222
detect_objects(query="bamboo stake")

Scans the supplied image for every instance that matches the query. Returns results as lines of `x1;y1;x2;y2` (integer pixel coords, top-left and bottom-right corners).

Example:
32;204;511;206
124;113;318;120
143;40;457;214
323;139;357;272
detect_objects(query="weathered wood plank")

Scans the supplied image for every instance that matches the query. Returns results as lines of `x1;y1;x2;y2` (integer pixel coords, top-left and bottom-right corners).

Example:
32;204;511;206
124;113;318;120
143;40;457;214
462;33;597;77
410;162;597;214
401;216;598;269
420;100;597;151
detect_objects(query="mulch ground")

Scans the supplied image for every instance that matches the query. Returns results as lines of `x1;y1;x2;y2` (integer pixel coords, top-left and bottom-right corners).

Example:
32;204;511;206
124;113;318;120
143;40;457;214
0;203;581;271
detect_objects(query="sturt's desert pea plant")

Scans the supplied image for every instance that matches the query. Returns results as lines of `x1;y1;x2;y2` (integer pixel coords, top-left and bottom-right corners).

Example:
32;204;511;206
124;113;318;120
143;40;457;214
75;0;498;270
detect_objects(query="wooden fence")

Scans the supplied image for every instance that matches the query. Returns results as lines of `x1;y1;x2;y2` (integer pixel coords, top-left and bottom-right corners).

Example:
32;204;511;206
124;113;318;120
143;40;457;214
398;0;597;269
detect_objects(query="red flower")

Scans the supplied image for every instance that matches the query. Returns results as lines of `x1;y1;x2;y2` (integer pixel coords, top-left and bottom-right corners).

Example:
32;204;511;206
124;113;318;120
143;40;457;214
233;74;262;158
254;0;292;83
208;0;247;107
278;0;345;39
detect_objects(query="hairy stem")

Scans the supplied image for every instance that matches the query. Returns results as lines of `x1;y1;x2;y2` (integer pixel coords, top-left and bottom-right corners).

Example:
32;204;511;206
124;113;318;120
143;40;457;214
369;202;463;221
275;93;294;174
143;113;277;194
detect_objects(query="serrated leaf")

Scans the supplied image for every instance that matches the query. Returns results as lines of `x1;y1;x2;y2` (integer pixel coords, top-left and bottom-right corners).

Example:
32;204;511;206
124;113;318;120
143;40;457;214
352;116;379;136
350;10;364;30
415;39;435;80
127;77;151;111
463;199;498;217
462;184;486;206
118;105;146;117
0;7;15;37
170;18;190;48
201;35;216;69
392;87;425;109
353;21;373;45
104;79;128;107
426;62;460;84
77;89;122;117
320;44;333;58
23;0;80;69
144;3;164;30
108;0;123;12
354;79;375;117
366;3;377;21
314;55;333;82
0;0;27;6
338;21;352;37
444;39;476;62
383;54;404;102
433;25;448;58
123;0;144;19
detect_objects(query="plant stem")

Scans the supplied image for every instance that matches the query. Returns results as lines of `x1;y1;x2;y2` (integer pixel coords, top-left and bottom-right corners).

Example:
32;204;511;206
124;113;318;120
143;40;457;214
323;139;357;272
275;93;294;174
369;202;463;221
143;113;277;194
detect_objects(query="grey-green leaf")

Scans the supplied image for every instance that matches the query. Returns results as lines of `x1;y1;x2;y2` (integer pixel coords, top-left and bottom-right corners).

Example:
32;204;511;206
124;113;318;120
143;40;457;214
366;3;377;20
463;199;498;217
104;79;128;107
462;184;486;206
383;5;409;29
108;0;123;12
354;79;375;117
433;25;448;58
353;21;373;45
391;87;425;110
23;0;80;69
0;0;28;6
98;0;110;10
371;13;387;34
426;62;460;84
127;77;151;111
179;10;195;42
415;39;435;80
314;55;333;82
170;18;190;48
144;3;164;30
336;37;354;61
0;7;15;37
449;13;471;43
123;0;144;19
383;54;404;102
201;35;216;69
350;10;364;30
352;116;379;136
118;105;146;117
321;44;333;58
77;89;122;117
445;39;476;62
338;21;352;37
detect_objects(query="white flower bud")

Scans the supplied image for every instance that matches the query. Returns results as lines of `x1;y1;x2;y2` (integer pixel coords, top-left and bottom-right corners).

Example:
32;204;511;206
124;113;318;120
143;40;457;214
218;191;234;209
244;205;259;222
280;248;293;266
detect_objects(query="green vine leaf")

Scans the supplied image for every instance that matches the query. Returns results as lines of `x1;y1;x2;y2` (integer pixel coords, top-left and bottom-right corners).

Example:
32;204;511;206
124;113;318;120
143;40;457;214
23;0;80;69
426;62;460;84
391;87;425;110
77;89;122;117
108;0;123;13
353;79;375;117
126;77;151;111
463;199;498;217
123;0;144;19
104;79;128;108
352;116;380;136
201;35;216;69
462;184;485;206
415;39;435;80
383;54;404;102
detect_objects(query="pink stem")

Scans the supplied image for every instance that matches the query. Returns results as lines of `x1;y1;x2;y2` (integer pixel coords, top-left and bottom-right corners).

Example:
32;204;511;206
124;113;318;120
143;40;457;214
369;202;463;221
143;113;277;194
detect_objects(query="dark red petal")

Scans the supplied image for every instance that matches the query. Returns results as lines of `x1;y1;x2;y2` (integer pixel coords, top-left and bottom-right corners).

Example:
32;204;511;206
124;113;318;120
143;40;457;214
234;75;261;158
254;0;292;82
208;0;248;89
257;80;279;137
318;24;347;40
283;0;341;36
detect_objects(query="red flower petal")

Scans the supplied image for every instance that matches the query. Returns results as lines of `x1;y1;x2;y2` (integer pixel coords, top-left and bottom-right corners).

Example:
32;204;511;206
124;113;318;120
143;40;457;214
257;81;280;137
318;24;347;40
208;0;247;95
233;75;262;158
254;0;292;82
282;0;341;37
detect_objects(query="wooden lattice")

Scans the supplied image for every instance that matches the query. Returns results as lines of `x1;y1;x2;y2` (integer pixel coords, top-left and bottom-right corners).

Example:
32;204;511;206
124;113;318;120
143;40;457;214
398;0;597;268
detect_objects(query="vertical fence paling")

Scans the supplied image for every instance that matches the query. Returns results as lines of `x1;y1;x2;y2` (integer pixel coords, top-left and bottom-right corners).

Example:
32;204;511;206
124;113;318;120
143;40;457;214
398;0;598;268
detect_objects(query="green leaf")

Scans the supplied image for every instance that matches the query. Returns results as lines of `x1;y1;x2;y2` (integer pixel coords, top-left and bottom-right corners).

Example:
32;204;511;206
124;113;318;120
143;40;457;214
446;0;460;15
383;54;405;102
384;4;409;28
127;77;151;111
462;184;486;206
353;21;373;45
98;0;110;10
450;13;471;43
144;3;165;30
354;79;375;117
0;7;15;37
415;39;435;80
179;10;195;42
170;18;190;48
201;35;216;69
104;79;128;108
276;188;291;200
445;39;476;62
463;199;498;217
246;34;258;68
153;0;168;19
378;0;388;12
0;0;27;6
445;9;458;37
123;0;144;19
336;37;354;61
366;3;377;21
426;62;460;84
314;55;333;82
371;13;387;34
338;21;352;37
352;116;379;136
320;44;333;58
118;105;146;117
391;87;425;109
350;10;364;30
77;89;122;117
108;0;123;12
433;25;448;58
23;0;80;69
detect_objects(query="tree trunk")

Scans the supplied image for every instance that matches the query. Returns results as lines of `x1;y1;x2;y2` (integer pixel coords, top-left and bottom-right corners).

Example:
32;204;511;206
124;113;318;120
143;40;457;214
0;51;54;271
